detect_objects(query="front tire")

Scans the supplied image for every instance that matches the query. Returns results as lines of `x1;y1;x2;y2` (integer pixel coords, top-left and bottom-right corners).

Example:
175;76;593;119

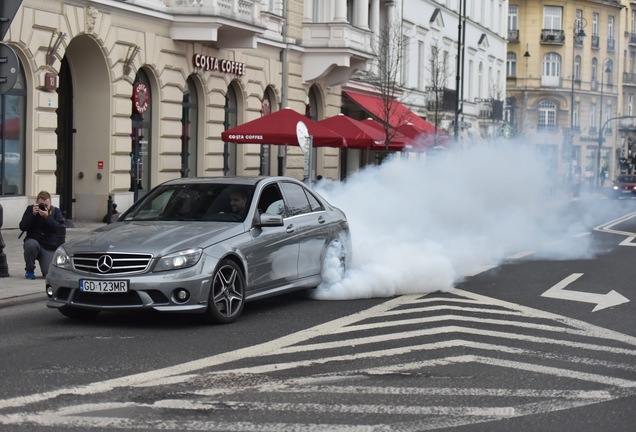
204;259;245;324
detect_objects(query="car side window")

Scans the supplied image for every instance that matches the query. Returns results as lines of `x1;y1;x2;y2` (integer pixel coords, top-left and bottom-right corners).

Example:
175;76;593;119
257;185;285;215
306;190;325;212
280;182;311;216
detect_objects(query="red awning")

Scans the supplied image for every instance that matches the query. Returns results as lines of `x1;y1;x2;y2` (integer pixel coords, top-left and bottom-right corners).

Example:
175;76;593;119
343;91;436;132
318;114;385;149
221;108;346;148
359;118;411;151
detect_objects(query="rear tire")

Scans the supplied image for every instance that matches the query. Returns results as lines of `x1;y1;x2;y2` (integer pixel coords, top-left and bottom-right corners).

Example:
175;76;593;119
204;259;245;324
58;307;100;319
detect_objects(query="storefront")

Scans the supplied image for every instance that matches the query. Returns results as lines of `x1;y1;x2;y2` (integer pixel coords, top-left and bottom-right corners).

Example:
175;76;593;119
0;1;343;228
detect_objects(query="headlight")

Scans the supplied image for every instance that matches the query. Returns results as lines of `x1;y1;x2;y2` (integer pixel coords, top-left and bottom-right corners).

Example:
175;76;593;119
52;247;71;269
155;248;203;272
613;186;619;190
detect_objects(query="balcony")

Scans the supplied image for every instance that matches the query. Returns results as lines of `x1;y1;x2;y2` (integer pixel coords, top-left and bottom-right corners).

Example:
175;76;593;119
476;98;503;120
624;72;636;84
425;88;456;112
608;38;615;52
629;32;636;45
508;29;519;42
301;22;374;84
591;35;600;50
540;29;565;44
541;75;561;87
133;0;267;48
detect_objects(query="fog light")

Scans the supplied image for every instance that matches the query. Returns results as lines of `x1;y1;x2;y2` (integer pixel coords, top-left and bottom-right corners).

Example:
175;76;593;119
173;288;190;303
46;286;54;298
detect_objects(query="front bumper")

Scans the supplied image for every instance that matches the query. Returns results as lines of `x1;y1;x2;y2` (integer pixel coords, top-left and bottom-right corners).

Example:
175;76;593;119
45;265;211;313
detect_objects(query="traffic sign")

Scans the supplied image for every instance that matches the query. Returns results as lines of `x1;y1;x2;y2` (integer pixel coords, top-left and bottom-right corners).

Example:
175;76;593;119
0;42;19;94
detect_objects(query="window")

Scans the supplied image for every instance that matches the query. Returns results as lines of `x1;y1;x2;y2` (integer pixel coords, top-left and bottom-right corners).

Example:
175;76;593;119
573;102;580;129
574;55;581;81
591;58;598;82
592;13;599;36
508;5;518;31
0;64;25;196
590;103;596;129
609;16;615;40
629;94;633;116
538;100;557;129
543;6;562;31
542;52;561;77
280;182;312;216
605;60;614;85
181;77;198;178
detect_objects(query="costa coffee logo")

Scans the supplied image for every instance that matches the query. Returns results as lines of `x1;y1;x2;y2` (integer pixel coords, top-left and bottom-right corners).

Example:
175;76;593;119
133;82;149;115
193;54;246;76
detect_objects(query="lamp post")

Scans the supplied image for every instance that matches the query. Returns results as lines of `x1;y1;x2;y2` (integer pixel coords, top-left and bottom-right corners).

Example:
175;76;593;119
597;59;612;188
568;17;586;194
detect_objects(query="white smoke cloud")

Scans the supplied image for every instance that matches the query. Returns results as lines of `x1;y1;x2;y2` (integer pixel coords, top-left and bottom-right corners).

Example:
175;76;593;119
312;140;597;300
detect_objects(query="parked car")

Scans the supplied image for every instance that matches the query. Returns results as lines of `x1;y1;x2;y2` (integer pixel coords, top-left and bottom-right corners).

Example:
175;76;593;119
611;174;636;199
45;176;351;323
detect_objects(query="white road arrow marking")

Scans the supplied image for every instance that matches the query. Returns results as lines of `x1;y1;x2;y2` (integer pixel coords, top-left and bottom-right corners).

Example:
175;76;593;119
541;273;630;312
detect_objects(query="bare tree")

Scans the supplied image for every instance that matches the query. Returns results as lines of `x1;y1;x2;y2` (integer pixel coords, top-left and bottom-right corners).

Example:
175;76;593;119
425;41;453;146
363;19;411;151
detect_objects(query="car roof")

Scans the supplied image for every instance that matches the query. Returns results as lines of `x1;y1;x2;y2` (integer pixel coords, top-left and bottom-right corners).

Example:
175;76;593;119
160;176;298;187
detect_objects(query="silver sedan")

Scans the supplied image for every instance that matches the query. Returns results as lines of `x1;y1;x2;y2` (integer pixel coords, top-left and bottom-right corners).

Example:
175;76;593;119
45;176;351;324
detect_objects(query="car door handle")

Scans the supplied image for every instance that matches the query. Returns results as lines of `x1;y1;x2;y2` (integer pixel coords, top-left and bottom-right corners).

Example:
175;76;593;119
286;224;295;233
317;216;325;224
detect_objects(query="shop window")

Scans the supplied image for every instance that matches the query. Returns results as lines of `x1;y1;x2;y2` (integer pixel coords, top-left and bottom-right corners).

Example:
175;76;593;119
0;64;25;196
181;77;198;177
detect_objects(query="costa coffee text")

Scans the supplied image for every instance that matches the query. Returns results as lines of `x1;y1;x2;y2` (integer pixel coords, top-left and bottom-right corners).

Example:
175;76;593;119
193;54;246;76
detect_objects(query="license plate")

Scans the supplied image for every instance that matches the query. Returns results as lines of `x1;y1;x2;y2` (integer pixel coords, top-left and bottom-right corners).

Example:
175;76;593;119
80;279;129;293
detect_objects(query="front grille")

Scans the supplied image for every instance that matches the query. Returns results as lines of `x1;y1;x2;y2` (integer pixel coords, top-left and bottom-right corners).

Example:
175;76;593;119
72;252;153;274
74;291;143;306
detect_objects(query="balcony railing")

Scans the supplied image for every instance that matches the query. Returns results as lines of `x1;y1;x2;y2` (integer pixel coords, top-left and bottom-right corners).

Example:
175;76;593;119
508;29;519;42
629;32;636;45
591;35;600;49
540;29;565;44
608;38;615;51
624;72;636;84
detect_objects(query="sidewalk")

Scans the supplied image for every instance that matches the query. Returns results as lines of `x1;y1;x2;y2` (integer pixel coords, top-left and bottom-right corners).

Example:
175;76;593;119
0;221;103;308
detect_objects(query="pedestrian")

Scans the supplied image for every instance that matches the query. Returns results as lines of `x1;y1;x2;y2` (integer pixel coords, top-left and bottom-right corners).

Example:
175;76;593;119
599;169;607;187
18;190;66;279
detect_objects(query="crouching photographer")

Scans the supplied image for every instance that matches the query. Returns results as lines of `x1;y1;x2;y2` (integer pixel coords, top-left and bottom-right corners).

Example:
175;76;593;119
18;190;66;279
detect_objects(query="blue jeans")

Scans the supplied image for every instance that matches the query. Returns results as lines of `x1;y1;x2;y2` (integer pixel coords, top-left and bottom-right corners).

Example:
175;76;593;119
23;238;55;277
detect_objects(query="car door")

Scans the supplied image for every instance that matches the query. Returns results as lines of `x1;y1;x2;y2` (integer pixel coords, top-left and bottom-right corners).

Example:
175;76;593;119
243;183;299;292
279;181;331;280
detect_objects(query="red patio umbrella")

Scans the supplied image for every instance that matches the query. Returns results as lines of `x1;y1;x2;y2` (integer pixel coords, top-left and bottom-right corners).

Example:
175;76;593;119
318;114;385;149
221;108;346;148
359;118;411;150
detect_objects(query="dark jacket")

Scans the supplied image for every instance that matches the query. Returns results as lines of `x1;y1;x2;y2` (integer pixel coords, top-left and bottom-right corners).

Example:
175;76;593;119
19;205;66;251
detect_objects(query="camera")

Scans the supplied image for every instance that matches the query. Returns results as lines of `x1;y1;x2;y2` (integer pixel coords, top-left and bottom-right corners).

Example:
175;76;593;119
38;203;47;211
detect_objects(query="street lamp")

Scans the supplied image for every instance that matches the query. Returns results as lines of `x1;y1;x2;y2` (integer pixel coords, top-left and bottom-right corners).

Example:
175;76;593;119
597;59;612;188
569;17;586;193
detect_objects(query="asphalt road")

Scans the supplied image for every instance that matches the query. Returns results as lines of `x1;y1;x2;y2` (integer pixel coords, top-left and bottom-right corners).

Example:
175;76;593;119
0;196;635;431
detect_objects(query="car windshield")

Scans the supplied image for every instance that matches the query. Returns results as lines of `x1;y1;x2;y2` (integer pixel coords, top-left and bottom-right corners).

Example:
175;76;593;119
122;183;254;222
616;176;636;183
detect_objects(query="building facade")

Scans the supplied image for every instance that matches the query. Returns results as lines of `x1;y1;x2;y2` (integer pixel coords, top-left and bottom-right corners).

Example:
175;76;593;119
0;0;383;228
506;0;625;189
399;0;509;143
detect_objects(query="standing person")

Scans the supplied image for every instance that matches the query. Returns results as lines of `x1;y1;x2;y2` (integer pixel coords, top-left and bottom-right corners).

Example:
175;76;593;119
19;191;66;279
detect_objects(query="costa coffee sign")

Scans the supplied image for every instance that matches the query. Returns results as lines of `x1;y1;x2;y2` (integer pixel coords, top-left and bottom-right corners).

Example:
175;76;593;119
133;82;149;115
193;54;246;76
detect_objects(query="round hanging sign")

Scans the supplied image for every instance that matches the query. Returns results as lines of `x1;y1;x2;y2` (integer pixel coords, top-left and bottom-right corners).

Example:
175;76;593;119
133;82;149;115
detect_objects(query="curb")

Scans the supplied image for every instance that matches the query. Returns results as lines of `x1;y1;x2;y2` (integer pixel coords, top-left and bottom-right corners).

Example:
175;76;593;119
0;292;44;309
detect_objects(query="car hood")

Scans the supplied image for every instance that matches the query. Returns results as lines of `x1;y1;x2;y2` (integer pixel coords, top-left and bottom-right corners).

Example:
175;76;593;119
64;221;245;256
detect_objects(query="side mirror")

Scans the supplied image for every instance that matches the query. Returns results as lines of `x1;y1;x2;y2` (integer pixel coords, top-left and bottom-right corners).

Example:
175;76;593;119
258;213;284;227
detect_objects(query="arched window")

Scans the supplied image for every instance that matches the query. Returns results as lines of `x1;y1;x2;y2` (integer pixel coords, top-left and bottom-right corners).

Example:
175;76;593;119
538;100;557;130
506;52;517;77
542;52;561;77
0;61;25;196
131;69;152;198
223;84;238;176
574;55;582;81
605;59;614;85
260;87;276;176
181;76;198;177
